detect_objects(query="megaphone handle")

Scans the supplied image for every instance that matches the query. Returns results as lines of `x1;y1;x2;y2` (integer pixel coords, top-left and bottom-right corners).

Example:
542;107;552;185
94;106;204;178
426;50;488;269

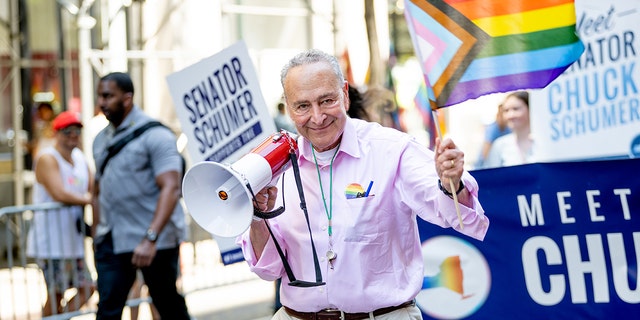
253;206;285;219
245;167;288;219
248;179;286;219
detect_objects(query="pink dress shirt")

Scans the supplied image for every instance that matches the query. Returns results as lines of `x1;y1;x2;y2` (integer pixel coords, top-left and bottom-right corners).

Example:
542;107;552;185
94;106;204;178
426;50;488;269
239;118;489;313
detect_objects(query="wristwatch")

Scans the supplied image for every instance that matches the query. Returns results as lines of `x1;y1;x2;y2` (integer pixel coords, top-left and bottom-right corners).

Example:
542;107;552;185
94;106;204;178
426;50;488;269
145;229;158;243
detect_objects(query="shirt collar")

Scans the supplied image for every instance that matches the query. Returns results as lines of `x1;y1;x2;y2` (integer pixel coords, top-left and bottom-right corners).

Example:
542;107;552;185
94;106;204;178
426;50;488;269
113;106;144;136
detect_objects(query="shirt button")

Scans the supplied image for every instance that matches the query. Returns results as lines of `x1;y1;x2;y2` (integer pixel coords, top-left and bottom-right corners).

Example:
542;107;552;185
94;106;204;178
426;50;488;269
322;226;327;231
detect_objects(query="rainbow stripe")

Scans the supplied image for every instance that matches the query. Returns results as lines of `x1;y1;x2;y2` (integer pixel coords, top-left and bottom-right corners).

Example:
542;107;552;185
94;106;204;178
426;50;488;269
405;0;584;107
422;255;464;295
345;183;366;199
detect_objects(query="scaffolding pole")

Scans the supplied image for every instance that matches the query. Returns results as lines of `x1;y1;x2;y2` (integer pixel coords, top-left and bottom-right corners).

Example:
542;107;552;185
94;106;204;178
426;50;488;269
10;0;24;205
78;4;96;168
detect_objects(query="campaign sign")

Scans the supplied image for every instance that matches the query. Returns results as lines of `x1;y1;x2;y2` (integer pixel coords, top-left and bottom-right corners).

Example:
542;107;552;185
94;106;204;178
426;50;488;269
531;0;640;162
166;40;276;164
417;159;639;319
167;41;276;265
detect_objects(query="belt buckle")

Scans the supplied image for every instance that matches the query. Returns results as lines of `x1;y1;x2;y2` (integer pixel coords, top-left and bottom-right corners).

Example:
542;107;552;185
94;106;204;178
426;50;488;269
320;308;345;320
322;308;340;312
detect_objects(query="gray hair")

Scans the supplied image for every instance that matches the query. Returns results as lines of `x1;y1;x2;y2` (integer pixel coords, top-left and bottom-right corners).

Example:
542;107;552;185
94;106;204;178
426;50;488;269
280;49;344;88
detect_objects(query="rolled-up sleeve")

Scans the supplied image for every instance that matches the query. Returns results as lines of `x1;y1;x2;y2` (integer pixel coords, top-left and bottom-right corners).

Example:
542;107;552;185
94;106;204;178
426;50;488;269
433;172;489;240
238;225;285;281
400;140;489;241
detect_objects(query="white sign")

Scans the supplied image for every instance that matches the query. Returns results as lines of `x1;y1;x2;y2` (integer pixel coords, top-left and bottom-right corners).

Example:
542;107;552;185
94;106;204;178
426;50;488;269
166;41;276;164
167;41;277;264
531;0;640;161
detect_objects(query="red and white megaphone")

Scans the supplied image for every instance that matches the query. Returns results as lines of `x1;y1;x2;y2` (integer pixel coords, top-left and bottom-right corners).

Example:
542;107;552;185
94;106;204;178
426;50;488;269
182;131;297;237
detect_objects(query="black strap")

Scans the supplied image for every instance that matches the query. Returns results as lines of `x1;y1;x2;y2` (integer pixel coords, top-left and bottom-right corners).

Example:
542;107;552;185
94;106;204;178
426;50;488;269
286;151;325;287
252;151;325;287
99;121;165;176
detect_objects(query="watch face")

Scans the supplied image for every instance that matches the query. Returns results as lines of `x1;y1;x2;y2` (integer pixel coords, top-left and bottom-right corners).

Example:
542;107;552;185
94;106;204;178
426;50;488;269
146;230;158;242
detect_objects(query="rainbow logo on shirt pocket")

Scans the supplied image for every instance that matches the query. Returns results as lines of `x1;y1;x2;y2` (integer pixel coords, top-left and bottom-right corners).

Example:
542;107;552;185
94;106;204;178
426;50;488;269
345;181;373;199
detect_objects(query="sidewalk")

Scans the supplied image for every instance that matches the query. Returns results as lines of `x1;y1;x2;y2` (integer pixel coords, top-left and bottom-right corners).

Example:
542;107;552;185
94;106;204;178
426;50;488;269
0;239;276;320
74;271;276;320
185;278;275;320
54;277;276;320
180;221;276;320
178;238;276;320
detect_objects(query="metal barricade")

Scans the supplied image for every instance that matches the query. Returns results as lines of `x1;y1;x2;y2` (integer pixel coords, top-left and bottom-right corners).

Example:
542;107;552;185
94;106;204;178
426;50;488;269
0;202;94;320
1;203;262;320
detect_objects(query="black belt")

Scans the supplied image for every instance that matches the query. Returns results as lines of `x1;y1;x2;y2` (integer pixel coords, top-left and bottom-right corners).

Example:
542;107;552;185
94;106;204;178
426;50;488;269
284;300;415;320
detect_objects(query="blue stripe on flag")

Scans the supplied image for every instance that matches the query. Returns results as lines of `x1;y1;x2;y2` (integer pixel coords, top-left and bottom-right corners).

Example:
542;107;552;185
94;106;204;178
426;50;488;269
460;42;585;82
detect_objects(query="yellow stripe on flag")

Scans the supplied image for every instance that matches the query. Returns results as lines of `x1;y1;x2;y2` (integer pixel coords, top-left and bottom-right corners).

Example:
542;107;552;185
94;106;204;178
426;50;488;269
473;3;577;37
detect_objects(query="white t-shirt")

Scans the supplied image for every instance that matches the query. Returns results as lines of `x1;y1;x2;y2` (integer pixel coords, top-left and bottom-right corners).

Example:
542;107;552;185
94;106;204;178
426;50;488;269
26;146;89;259
483;133;537;169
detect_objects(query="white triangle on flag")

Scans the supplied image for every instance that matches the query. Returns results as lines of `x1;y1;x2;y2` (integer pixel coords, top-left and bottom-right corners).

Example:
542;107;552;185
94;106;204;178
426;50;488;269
417;36;435;66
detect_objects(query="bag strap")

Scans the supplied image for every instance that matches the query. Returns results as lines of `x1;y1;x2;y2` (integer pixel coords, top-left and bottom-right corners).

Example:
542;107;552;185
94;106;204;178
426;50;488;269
99;121;165;176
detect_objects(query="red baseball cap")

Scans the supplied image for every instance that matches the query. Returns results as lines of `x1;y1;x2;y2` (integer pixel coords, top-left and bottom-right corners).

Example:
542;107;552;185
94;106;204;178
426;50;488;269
52;110;83;131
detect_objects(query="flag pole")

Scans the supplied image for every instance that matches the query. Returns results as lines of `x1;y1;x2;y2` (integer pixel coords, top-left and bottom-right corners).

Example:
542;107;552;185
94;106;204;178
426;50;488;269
431;108;464;230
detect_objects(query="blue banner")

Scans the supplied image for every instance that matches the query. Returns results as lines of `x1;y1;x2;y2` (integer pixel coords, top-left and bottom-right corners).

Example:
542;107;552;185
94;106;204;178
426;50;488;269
417;158;639;319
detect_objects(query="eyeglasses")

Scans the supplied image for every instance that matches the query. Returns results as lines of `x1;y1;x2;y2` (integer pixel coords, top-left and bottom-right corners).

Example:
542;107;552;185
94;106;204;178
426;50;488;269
60;127;82;136
288;95;342;116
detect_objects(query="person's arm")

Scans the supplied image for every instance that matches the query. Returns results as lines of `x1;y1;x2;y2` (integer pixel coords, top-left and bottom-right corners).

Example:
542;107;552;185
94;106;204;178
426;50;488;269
248;186;278;259
91;180;100;238
131;170;182;267
148;170;182;237
35;154;91;206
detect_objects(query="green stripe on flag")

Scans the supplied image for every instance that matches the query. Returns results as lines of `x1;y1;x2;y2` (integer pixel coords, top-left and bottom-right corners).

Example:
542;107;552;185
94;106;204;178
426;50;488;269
477;25;581;58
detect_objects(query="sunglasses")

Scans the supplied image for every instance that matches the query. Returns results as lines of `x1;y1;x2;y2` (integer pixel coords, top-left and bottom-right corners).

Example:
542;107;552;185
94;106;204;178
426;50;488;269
60;126;82;136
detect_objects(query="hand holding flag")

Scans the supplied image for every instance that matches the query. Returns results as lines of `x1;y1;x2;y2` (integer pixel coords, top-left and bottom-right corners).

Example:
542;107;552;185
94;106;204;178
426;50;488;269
404;0;584;228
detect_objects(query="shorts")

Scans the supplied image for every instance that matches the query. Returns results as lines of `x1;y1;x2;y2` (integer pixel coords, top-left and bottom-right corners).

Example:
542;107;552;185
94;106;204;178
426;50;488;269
38;258;92;293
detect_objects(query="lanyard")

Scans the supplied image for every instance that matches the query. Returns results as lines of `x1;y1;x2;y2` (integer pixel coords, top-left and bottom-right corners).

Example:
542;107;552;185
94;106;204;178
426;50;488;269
311;145;340;237
311;145;340;269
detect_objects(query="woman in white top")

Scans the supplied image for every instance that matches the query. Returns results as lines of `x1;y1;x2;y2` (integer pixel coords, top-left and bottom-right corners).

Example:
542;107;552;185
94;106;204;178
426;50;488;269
483;91;536;168
26;110;94;316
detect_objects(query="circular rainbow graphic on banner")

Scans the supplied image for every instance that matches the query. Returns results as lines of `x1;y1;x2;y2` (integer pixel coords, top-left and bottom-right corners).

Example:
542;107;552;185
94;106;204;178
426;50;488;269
345;183;365;199
417;236;491;319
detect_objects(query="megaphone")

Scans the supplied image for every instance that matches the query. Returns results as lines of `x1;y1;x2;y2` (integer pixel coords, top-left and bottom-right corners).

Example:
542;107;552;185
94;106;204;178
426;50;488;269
182;131;298;237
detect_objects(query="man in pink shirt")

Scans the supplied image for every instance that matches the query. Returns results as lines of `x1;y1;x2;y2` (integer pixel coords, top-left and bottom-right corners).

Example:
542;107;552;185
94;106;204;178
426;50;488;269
240;49;489;319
